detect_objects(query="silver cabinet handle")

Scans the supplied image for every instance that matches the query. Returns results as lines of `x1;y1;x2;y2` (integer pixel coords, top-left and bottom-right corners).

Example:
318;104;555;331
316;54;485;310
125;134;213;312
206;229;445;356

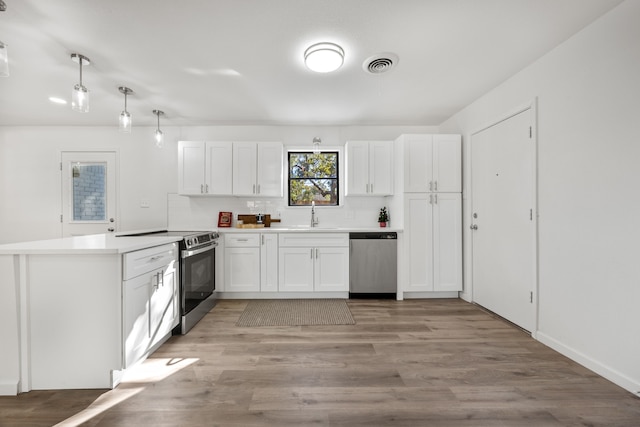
434;181;438;191
253;184;256;194
434;194;438;204
201;184;204;193
310;248;313;259
205;184;209;193
429;194;433;205
370;183;374;193
315;248;319;259
429;181;433;191
257;184;261;194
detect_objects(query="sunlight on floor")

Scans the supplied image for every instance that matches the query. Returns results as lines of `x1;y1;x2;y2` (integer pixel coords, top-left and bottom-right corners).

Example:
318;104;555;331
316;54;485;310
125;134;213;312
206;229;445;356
53;357;199;426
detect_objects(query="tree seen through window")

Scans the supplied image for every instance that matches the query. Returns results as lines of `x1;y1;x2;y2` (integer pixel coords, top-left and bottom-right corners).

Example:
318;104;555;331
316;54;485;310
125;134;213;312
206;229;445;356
288;152;339;206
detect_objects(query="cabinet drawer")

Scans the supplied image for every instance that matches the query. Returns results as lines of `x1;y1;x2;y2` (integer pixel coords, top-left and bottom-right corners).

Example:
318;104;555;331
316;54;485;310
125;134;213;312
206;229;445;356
278;233;349;248
225;233;260;247
123;243;178;280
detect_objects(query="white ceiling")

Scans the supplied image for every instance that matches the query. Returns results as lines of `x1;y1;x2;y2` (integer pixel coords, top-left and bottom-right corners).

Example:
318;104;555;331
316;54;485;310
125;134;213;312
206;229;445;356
0;0;623;127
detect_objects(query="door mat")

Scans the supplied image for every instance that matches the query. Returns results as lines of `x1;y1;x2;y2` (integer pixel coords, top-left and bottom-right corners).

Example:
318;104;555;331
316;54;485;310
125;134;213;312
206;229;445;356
236;299;355;327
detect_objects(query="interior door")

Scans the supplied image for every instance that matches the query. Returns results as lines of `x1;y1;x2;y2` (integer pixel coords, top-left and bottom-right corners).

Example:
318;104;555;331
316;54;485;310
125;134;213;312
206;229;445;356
61;151;117;237
471;108;536;332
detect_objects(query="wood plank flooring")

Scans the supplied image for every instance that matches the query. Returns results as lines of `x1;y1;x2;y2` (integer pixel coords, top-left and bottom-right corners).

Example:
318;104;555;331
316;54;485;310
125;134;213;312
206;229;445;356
1;299;639;426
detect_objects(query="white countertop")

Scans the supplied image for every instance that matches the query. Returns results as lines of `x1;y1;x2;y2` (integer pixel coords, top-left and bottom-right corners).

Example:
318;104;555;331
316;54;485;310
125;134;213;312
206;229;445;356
0;234;182;255
219;226;402;233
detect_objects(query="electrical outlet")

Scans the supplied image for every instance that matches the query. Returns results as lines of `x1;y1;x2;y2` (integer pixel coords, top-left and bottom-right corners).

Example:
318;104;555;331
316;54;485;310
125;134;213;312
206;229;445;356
140;199;150;208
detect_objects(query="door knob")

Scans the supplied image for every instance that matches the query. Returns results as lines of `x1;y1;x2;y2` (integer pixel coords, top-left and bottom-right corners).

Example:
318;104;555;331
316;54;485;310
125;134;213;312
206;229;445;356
470;224;478;230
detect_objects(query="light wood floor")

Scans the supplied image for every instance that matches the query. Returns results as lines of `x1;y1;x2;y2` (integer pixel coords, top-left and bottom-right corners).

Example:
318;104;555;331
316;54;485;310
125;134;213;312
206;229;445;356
1;299;639;426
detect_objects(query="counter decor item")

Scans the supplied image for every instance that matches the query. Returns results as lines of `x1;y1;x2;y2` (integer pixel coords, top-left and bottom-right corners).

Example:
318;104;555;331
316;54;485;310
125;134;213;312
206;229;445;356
218;211;232;227
378;207;389;227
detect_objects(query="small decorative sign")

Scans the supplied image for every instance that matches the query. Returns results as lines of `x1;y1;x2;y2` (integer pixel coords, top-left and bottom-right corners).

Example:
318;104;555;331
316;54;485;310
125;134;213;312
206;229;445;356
218;211;232;228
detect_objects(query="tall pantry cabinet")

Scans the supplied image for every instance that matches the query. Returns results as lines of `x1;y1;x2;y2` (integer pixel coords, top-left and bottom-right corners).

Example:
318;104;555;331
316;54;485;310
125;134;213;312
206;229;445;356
396;134;462;295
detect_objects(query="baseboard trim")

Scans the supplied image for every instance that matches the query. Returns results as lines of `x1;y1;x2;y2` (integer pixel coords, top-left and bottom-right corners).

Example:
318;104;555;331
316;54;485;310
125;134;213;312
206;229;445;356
0;380;19;396
536;331;640;396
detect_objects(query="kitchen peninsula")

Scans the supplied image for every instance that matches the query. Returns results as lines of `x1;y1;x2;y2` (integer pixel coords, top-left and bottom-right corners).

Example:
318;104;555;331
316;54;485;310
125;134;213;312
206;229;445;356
0;234;182;395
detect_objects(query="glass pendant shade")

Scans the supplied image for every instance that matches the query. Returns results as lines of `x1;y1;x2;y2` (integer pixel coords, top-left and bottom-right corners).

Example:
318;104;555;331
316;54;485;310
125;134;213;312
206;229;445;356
119;111;132;133
155;129;164;148
71;54;90;113
0;41;8;77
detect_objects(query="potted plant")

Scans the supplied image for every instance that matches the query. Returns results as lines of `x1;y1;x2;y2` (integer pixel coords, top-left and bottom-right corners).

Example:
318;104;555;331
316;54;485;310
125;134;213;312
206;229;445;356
378;207;389;227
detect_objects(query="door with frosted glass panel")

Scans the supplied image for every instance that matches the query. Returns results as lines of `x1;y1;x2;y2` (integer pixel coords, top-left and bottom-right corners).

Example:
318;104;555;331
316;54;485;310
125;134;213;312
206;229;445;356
61;152;117;237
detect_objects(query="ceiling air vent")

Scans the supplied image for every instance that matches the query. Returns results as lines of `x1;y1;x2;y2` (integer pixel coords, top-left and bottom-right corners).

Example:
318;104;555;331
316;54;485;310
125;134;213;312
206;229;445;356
363;53;399;74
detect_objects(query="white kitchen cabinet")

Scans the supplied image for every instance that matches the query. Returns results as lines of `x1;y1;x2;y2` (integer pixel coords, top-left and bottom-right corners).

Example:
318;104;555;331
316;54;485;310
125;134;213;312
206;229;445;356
404;193;462;292
260;233;279;292
399;134;461;193
178;141;233;195
123;243;178;368
224;233;278;292
278;233;349;292
345;140;393;196
233;142;283;197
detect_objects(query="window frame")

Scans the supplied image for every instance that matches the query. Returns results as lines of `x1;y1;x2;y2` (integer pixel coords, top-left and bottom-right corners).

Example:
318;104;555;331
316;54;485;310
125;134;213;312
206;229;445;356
287;150;340;207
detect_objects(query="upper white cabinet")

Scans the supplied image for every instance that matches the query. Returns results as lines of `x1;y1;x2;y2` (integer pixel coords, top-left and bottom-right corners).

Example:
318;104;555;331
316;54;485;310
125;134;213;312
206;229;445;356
345;140;394;196
233;142;283;197
399;134;461;193
178;141;233;195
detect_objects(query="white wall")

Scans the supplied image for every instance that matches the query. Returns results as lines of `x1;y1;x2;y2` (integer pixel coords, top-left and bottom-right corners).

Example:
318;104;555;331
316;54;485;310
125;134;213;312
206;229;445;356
0;125;434;243
440;0;640;394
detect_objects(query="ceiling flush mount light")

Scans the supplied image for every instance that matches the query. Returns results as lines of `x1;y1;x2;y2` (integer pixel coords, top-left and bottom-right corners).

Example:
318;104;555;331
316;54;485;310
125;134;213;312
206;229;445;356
312;137;322;154
153;109;164;148
304;42;344;73
118;86;133;133
71;53;90;112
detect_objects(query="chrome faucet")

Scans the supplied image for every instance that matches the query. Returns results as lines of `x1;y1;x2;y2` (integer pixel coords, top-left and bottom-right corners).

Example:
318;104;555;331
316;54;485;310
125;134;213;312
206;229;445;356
310;201;319;227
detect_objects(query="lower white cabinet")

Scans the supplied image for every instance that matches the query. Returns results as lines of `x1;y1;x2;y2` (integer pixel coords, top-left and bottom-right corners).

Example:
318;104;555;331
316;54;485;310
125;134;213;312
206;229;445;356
278;233;349;292
123;243;178;368
404;193;462;292
224;233;278;292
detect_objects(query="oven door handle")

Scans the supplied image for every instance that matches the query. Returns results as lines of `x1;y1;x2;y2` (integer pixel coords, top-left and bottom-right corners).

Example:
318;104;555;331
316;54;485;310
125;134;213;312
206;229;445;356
182;243;217;258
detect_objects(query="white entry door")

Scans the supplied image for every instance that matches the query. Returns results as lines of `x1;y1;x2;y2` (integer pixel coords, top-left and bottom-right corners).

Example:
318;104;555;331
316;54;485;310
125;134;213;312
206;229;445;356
61;152;117;237
470;107;536;332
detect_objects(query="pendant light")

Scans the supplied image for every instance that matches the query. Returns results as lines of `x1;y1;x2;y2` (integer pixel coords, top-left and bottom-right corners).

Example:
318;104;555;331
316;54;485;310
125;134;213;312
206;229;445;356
153;110;164;148
304;42;344;73
312;137;322;154
71;53;90;112
0;1;7;77
118;86;133;133
0;41;7;77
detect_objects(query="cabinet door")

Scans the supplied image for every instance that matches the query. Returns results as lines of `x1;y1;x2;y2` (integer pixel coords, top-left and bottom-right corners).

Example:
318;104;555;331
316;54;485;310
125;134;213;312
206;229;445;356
225;247;260;292
345;141;370;196
433;135;461;193
279;247;314;292
432;193;462;291
150;264;177;349
205;142;233;195
256;142;283;197
403;135;433;193
314;247;349;291
260;233;279;292
124;273;150;368
233;142;257;196
369;141;393;195
404;194;434;291
178;141;206;195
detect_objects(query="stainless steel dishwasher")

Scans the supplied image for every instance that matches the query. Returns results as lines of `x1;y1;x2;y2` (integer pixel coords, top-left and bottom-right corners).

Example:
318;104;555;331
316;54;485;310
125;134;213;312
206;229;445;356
349;232;397;298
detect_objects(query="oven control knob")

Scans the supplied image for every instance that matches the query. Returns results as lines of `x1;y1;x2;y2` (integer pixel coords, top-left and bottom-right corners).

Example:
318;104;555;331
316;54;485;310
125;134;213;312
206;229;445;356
193;237;199;245
186;238;193;246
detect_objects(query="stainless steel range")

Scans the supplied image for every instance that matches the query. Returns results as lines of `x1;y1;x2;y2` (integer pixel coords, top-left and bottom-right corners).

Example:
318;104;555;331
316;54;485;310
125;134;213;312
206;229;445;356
121;230;219;334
